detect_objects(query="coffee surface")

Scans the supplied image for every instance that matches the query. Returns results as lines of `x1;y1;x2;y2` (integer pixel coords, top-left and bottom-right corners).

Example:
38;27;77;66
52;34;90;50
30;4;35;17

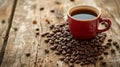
71;9;97;20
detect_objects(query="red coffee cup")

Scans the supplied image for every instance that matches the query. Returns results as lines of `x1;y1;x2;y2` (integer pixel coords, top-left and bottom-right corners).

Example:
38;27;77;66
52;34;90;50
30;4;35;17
67;5;111;40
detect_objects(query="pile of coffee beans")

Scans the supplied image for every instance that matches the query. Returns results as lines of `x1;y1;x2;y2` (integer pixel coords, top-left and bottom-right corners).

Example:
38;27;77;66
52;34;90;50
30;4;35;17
41;22;118;66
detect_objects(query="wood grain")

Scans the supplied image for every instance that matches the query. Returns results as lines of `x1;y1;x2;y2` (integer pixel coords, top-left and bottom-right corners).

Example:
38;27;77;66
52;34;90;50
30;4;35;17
0;0;120;67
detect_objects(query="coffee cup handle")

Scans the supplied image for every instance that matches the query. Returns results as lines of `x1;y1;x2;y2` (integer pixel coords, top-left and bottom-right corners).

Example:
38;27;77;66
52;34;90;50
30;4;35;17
98;18;111;33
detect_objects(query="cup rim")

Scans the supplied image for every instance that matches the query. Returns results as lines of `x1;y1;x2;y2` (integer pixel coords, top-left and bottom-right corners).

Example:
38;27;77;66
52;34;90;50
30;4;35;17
67;5;101;21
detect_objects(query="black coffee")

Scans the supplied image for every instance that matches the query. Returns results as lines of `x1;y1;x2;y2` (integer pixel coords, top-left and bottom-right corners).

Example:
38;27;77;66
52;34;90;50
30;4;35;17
71;9;97;20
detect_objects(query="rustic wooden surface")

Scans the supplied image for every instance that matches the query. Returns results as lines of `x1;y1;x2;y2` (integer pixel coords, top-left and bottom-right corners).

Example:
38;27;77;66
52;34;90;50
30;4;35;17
0;0;120;67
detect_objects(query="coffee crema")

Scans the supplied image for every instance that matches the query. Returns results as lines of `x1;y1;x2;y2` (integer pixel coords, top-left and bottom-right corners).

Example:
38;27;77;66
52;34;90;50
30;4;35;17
71;9;97;20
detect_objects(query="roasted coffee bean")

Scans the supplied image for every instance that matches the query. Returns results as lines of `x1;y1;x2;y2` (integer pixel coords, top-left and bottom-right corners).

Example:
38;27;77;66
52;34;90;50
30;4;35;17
36;33;39;35
44;39;49;43
69;63;74;67
70;58;75;63
59;57;64;61
108;39;112;42
50;10;55;13
111;49;115;54
75;60;81;64
64;58;69;63
41;33;49;37
115;45;119;49
50;46;56;50
1;20;5;24
26;53;31;57
113;42;118;46
54;1;61;5
62;50;66;55
106;42;111;46
99;56;103;60
44;49;49;54
70;0;75;2
45;18;50;24
40;7;44;11
36;28;39;31
49;25;55;30
55;51;61;55
101;62;107;66
104;52;109;55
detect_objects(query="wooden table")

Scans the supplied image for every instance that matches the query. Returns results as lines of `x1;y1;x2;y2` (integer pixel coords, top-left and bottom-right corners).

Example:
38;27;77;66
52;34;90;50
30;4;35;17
0;0;120;67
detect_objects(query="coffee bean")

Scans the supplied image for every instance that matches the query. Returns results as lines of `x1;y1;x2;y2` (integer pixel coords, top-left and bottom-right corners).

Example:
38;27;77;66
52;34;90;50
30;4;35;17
106;42;111;46
101;61;106;66
36;33;39;35
25;53;31;57
59;57;64;61
13;28;18;31
55;51;60;55
69;63;74;67
115;45;119;49
44;39;49;43
40;7;44;11
50;46;56;50
64;58;69;63
41;33;49;37
113;42;118;46
36;28;39;31
108;39;112;42
70;59;75;63
75;60;81;64
103;52;109;55
44;49;49;54
33;20;37;24
54;1;61;5
111;49;115;54
1;20;5;24
99;56;103;60
45;18;50;24
62;50;66;55
49;25;55;30
50;10;55;13
70;0;75;2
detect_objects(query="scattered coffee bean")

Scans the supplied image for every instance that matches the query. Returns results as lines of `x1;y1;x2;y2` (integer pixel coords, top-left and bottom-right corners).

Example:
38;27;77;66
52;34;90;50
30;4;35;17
106;42;111;46
13;28;18;31
36;33;39;35
33;20;37;24
26;53;31;57
49;25;54;30
101;61;107;66
75;60;81;64
70;0;75;2
70;58;75;63
1;20;5;24
113;42;118;46
50;10;55;13
41;32;49;37
115;45;119;49
108;39;112;42
40;7;44;11
103;52;109;56
99;56;103;60
44;49;49;54
59;57;64;61
45;18;50;24
36;28;39;31
50;46;56;50
54;1;61;5
55;51;60;55
111;49;115;54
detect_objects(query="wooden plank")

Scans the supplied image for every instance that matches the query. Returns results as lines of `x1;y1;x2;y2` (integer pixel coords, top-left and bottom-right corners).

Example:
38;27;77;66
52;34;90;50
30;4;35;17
1;0;37;67
0;0;14;50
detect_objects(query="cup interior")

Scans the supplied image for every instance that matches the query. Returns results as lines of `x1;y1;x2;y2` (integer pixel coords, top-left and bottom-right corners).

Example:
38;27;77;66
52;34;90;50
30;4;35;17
68;5;101;21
